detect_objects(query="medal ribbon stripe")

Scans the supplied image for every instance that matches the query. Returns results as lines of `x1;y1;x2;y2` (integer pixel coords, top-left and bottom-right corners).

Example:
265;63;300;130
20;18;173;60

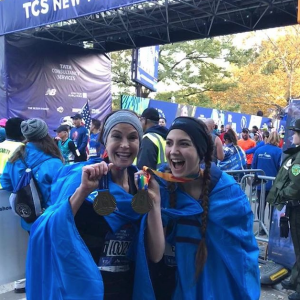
143;166;203;183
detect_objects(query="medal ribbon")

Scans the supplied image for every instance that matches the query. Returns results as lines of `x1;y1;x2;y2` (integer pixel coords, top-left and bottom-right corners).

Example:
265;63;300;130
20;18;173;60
143;166;202;183
98;174;109;190
137;174;150;190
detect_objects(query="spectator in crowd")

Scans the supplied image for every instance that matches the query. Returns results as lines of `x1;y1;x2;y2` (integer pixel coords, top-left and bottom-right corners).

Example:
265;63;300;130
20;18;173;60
252;132;282;235
136;116;260;300
218;128;246;172
219;123;232;144
267;119;300;300
0;118;7;143
279;129;285;148
246;131;270;156
89;118;105;159
251;125;262;141
238;128;256;168
204;118;224;163
137;107;168;170
70;113;89;162
158;117;167;127
25;110;161;300
0;118;24;184
0;118;63;231
55;125;79;165
220;124;225;133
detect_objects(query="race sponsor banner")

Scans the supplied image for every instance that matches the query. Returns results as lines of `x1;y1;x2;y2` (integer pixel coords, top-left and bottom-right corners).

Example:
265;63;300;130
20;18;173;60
0;36;7;119
283;100;300;151
121;95;273;133
0;0;150;35
4;36;111;133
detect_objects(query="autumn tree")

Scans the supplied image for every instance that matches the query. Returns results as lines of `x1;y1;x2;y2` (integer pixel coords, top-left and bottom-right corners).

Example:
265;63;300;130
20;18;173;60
111;37;254;108
208;26;300;116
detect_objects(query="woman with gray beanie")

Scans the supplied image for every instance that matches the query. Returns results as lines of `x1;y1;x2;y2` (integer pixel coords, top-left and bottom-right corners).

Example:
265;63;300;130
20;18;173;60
0;118;64;232
25;110;161;300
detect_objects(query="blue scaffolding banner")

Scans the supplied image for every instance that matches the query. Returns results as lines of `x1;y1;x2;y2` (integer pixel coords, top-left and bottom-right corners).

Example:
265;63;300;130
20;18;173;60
0;0;149;35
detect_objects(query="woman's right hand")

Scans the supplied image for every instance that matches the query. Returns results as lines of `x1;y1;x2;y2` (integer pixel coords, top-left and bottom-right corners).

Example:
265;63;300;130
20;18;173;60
79;162;113;196
70;162;113;216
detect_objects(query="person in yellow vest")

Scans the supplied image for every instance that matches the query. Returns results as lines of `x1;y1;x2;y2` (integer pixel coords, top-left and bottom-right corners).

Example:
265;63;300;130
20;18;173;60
137;107;168;170
0;118;24;188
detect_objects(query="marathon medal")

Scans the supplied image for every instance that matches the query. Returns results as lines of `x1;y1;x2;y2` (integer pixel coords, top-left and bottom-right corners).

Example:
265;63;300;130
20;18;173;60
131;174;153;214
93;175;116;216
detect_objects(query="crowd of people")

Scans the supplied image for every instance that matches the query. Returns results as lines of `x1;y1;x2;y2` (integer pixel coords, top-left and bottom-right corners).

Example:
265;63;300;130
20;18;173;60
0;109;299;300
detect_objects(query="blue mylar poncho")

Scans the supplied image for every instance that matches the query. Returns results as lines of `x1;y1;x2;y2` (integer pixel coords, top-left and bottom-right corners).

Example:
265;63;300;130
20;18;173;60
133;164;260;300
26;159;142;300
26;160;260;300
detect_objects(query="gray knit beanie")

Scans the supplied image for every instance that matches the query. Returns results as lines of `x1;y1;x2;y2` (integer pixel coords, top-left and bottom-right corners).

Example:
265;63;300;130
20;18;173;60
21;118;49;141
102;111;143;145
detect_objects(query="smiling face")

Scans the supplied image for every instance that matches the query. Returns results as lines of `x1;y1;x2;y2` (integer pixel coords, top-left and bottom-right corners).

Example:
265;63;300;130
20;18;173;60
105;123;139;168
166;129;200;177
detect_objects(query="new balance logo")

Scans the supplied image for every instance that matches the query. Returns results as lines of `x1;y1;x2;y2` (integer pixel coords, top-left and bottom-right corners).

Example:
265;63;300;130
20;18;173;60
45;89;57;96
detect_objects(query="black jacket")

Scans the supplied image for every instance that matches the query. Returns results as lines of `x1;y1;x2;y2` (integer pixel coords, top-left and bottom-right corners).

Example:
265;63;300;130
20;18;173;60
136;125;168;170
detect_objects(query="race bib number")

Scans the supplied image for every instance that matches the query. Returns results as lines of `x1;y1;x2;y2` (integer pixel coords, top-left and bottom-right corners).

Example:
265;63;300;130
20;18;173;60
98;225;135;272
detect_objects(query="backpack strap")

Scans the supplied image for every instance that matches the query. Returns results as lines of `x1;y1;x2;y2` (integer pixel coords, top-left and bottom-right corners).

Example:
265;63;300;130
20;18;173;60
22;157;55;178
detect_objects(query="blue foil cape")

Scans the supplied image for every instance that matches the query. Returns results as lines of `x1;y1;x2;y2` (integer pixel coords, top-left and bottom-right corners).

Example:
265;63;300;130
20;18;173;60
133;165;260;300
26;160;141;300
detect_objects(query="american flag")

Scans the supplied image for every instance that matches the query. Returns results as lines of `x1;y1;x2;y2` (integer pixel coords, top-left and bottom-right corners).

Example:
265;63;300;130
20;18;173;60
81;100;92;129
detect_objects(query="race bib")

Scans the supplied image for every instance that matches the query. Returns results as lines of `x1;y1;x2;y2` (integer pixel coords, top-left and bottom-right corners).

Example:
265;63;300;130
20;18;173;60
164;242;176;267
98;225;135;272
89;147;97;156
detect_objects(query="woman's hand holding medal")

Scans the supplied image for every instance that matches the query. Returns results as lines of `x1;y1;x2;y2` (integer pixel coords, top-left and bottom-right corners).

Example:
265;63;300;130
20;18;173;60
80;162;114;196
131;170;160;214
70;162;114;216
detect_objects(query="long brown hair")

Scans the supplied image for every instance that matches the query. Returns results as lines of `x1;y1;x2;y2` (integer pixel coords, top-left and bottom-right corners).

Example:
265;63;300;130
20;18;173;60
168;118;214;278
9;134;63;163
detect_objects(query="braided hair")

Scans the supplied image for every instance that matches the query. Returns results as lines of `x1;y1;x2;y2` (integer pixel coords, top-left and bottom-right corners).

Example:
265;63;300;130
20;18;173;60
194;119;214;276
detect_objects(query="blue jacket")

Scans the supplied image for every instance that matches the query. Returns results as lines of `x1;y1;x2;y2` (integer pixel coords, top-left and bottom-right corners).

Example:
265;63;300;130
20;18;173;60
218;143;246;171
251;144;282;190
70;126;89;154
26;162;142;300
89;133;105;158
0;143;63;231
133;165;260;300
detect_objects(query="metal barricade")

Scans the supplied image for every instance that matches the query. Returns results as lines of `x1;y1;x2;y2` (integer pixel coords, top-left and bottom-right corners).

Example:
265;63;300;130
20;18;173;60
225;169;275;244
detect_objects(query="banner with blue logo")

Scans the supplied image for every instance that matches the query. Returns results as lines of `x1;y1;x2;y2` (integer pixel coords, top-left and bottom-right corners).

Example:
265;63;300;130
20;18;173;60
121;95;273;132
0;36;111;133
0;0;149;35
